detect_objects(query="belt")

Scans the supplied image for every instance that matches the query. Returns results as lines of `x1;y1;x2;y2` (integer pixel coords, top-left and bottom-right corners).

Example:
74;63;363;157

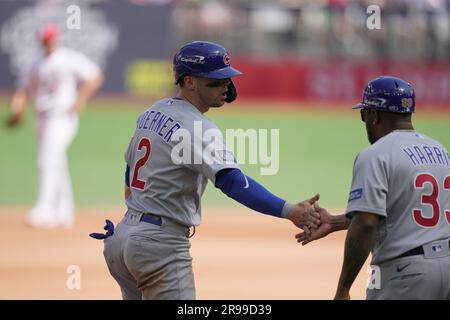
140;213;162;226
399;239;450;258
139;213;196;238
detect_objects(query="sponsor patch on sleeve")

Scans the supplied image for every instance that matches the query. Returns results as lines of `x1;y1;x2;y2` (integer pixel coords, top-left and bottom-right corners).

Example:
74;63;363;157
348;188;363;202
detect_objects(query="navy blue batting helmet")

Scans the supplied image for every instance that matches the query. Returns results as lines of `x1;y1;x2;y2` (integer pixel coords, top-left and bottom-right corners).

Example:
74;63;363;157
173;41;242;83
173;41;242;103
353;76;415;113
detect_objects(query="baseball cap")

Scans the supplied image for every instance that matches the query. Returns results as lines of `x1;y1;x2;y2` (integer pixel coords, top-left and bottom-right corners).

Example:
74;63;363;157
38;24;59;44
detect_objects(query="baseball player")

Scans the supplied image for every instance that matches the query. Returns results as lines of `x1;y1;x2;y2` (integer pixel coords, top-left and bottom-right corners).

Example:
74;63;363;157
91;41;321;300
7;24;104;228
296;76;450;300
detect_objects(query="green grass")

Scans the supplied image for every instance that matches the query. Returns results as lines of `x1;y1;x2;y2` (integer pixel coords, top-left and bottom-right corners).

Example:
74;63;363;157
0;101;449;208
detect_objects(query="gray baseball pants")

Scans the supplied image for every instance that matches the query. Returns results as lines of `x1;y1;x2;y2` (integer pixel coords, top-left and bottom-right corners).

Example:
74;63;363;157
103;209;195;300
367;238;450;300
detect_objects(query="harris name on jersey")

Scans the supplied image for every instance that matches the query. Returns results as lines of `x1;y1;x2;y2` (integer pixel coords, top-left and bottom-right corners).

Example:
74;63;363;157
403;144;450;167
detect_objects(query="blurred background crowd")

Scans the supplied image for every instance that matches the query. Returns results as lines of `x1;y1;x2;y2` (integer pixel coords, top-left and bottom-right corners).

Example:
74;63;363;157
172;0;450;60
0;0;449;105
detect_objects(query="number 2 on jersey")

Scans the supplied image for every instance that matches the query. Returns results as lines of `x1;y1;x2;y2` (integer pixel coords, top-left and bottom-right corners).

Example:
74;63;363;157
131;138;151;190
413;173;450;227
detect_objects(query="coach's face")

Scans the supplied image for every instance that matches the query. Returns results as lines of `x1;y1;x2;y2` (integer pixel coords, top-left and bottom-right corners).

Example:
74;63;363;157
360;108;378;144
196;77;230;108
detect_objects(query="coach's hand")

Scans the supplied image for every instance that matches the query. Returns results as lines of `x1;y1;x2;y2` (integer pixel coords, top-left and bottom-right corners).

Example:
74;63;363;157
295;202;333;245
287;194;321;232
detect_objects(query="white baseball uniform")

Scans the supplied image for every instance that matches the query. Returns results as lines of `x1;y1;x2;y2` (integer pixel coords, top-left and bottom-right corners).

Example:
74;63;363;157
20;47;101;227
346;130;450;299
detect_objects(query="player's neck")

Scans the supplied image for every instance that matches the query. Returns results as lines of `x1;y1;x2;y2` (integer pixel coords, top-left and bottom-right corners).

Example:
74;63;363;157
176;92;209;114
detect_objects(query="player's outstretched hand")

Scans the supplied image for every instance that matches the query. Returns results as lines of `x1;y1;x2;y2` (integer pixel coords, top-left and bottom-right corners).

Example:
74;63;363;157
295;202;333;245
287;193;321;232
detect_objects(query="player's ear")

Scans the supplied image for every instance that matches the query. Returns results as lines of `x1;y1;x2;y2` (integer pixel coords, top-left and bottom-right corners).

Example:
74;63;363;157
183;76;196;91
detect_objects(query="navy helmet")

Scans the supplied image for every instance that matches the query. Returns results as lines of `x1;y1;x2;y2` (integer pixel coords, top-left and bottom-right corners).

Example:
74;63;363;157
353;76;415;113
173;41;242;103
173;41;242;83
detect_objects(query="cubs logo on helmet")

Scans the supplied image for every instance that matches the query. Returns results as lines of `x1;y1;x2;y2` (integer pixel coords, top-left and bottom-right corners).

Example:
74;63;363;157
223;53;231;66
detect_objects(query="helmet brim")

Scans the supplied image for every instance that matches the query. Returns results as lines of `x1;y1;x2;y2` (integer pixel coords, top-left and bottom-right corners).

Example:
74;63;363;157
197;66;243;79
352;103;366;109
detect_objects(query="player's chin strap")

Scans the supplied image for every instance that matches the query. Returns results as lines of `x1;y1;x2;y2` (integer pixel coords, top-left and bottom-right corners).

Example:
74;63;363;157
225;79;238;103
89;219;115;240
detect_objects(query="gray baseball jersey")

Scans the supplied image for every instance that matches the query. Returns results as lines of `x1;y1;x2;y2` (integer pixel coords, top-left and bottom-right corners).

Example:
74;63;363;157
346;130;450;265
124;98;239;227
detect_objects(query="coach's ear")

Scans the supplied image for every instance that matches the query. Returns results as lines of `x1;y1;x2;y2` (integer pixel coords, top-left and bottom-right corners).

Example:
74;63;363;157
370;109;380;125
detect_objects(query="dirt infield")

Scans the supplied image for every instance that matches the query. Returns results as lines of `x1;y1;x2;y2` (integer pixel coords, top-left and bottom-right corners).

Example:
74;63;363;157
0;207;369;300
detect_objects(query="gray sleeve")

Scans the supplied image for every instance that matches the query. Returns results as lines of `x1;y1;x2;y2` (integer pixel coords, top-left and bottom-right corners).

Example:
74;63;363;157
186;122;239;183
124;137;134;166
345;150;388;219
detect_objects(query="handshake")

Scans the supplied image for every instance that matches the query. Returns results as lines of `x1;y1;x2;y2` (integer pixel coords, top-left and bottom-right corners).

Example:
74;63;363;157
285;194;334;245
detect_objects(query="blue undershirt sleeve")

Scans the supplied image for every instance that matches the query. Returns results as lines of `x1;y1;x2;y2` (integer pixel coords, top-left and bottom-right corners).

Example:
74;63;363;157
125;165;130;187
215;168;292;218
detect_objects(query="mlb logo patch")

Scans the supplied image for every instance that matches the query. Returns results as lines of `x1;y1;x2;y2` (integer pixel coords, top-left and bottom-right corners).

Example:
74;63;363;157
432;245;442;252
348;188;363;202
